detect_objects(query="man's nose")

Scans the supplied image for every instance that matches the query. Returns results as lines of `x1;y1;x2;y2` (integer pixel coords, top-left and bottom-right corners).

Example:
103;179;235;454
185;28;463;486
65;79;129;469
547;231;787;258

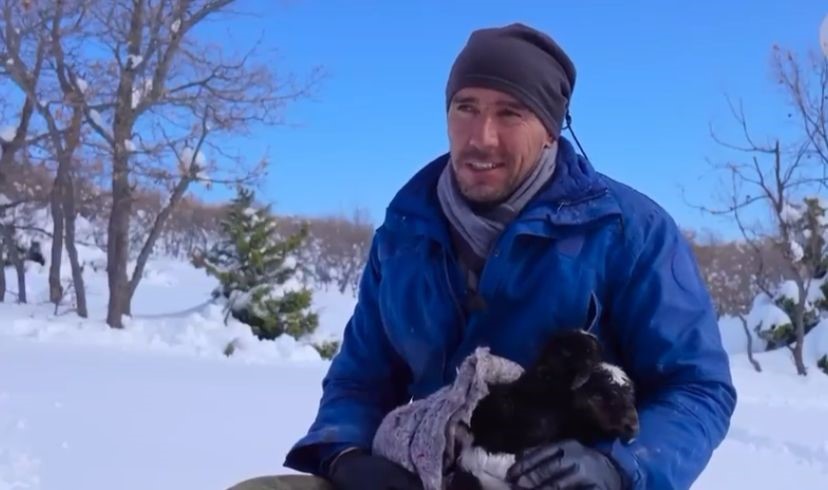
468;115;499;149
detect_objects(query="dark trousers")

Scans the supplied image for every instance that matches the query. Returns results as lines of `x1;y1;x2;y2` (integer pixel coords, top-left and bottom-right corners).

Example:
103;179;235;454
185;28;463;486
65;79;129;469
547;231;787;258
226;474;334;490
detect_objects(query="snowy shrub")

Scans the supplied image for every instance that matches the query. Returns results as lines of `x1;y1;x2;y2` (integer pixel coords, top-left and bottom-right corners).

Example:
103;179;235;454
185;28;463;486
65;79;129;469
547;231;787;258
754;302;795;350
816;281;828;311
755;279;823;351
311;339;341;360
203;186;318;341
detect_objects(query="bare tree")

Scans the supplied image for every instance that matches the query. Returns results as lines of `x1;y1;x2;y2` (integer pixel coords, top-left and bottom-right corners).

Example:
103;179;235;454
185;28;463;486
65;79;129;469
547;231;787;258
304;208;374;295
0;0;48;304
687;231;789;317
1;0;91;315
688;45;828;376
53;0;324;327
0;192;42;304
736;313;762;372
0;161;52;304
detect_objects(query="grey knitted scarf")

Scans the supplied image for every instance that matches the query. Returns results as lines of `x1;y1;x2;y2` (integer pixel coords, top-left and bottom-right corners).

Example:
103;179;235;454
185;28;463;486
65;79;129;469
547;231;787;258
437;142;558;259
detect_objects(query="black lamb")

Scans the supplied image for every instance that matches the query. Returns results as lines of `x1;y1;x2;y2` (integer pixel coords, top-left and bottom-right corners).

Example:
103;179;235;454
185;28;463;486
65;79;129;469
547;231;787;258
2;240;45;268
448;328;639;490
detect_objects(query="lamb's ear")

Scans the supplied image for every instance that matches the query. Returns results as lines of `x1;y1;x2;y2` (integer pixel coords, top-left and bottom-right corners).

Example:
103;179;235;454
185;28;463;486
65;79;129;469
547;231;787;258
571;369;591;390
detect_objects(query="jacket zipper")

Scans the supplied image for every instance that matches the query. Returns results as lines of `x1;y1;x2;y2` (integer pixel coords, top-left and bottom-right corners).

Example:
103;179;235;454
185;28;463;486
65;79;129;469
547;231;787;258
441;248;467;381
443;249;466;328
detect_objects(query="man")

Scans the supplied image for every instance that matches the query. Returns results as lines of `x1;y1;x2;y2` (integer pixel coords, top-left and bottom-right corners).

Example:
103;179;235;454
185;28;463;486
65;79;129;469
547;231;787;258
229;22;736;490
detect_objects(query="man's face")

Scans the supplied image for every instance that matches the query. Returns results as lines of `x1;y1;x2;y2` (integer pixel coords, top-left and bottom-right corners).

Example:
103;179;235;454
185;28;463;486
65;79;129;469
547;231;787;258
447;87;552;206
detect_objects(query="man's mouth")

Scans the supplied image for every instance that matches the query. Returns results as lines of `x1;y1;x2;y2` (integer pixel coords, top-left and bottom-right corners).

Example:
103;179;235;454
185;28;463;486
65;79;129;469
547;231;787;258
466;161;503;171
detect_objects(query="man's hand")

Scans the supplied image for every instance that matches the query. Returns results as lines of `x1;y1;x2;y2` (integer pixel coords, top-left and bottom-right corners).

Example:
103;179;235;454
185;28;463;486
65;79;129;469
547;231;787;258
327;448;424;490
505;440;624;489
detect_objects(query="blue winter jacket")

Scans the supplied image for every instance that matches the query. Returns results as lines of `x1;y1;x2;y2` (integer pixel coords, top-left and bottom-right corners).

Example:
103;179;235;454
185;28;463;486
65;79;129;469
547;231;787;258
284;137;737;489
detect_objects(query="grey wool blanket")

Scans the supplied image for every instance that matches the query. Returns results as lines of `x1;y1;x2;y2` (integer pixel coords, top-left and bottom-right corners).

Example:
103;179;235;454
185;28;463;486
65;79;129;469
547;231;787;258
371;347;526;490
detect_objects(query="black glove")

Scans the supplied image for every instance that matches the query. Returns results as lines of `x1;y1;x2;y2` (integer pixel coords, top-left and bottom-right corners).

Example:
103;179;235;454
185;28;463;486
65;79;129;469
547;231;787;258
505;440;624;490
327;448;424;490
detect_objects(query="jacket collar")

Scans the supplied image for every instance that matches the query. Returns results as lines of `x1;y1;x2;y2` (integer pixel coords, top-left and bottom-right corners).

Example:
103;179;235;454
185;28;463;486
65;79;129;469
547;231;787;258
383;137;621;243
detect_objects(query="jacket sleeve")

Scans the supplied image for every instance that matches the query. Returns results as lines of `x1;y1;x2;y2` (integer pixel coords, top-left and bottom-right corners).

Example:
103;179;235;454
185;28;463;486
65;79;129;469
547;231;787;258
283;231;413;476
597;212;737;490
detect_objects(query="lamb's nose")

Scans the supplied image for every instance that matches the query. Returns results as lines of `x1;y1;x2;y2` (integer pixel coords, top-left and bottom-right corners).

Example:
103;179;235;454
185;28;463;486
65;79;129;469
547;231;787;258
623;415;640;437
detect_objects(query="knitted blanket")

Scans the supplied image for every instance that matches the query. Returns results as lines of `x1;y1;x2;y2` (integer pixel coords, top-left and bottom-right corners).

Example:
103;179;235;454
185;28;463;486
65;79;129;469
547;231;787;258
371;347;525;490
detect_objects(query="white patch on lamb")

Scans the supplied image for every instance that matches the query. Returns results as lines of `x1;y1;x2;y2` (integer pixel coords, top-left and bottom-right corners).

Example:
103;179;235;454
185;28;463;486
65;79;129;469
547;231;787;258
599;362;631;386
457;444;515;490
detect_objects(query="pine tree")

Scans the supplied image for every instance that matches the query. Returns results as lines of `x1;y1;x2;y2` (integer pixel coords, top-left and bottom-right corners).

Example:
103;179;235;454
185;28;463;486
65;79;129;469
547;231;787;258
203;186;318;341
755;197;828;352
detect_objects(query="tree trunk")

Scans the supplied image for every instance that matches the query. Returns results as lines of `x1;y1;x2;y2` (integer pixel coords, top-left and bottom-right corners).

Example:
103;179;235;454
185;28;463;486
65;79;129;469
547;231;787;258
105;1;145;328
128;177;191;302
0;175;6;302
63;167;87;318
14;254;26;304
0;238;6;302
106;147;132;328
737;314;762;372
49;176;65;303
2;225;26;303
793;300;808;376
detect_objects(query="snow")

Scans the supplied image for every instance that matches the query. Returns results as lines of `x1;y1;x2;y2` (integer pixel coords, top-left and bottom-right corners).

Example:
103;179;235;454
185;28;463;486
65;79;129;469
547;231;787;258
720;276;828;347
131;86;141;109
75;77;88;94
2;301;322;364
178;146;210;182
0;125;16;142
692;354;828;489
87;110;114;139
780;202;803;223
775;279;801;303
0;336;329;490
180;146;206;166
131;79;152;109
757;302;791;334
88;110;104;129
2;221;828;489
126;54;143;69
789;239;804;262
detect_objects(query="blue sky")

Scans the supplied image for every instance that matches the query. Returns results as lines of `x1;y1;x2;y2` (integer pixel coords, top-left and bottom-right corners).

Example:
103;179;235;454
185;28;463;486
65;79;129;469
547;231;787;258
196;0;828;240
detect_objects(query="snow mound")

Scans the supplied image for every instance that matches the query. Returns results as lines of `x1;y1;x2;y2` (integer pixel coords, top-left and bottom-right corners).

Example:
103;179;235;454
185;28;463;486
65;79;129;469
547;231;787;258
1;301;323;364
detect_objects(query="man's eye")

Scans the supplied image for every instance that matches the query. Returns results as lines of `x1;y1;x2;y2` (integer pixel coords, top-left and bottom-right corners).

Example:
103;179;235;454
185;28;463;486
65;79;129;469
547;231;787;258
499;109;522;119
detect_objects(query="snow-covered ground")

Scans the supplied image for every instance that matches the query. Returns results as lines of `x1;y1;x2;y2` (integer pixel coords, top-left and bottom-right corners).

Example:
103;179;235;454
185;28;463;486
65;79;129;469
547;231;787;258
2;227;828;489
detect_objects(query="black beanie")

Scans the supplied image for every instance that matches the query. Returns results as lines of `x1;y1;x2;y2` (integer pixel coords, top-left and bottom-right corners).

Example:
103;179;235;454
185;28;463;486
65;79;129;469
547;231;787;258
445;23;577;137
